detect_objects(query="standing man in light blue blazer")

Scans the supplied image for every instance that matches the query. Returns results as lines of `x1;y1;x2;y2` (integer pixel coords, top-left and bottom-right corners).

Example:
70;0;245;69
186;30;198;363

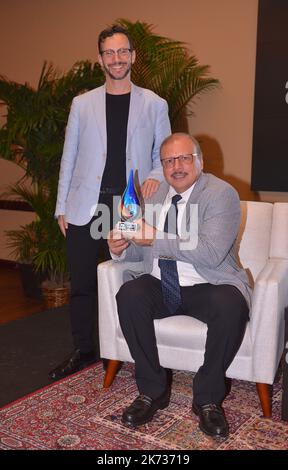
49;25;171;381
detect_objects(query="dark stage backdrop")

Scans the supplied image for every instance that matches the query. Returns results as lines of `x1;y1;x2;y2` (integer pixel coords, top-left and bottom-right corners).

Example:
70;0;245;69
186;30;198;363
251;0;288;192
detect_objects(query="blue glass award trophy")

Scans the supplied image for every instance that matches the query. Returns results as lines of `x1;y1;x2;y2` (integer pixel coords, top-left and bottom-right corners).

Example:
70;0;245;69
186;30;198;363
117;169;142;232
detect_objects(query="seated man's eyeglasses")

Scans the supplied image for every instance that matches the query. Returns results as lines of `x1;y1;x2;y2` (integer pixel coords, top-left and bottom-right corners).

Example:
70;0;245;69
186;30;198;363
160;154;198;169
100;48;132;59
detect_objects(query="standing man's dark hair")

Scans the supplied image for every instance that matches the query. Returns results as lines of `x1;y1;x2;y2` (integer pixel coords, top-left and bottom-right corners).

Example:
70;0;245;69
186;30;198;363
98;25;134;54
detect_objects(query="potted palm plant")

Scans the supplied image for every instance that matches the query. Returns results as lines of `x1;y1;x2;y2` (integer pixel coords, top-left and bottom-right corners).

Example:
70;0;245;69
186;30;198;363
120;19;219;129
0;20;219;306
4;183;69;308
0;61;104;306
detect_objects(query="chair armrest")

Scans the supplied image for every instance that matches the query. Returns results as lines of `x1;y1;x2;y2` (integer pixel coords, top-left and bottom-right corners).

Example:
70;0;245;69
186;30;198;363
250;258;288;383
97;260;144;358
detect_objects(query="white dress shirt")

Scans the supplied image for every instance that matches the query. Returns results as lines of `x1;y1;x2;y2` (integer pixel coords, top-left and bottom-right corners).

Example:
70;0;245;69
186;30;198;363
150;184;207;286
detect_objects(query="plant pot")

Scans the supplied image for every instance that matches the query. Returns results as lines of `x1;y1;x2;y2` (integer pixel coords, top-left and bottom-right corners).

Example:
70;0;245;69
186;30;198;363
42;285;70;310
18;263;46;300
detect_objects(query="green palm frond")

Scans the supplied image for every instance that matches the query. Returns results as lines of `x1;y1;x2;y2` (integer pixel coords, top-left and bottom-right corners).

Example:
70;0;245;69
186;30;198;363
2;183;50;219
117;19;219;128
5;222;40;262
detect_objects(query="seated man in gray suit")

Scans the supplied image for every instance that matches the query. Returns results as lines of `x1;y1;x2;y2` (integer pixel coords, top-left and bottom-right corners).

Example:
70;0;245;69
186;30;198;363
50;25;171;381
108;133;251;438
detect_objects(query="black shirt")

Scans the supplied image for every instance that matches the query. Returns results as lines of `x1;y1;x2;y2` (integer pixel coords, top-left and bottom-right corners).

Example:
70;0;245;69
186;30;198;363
100;92;131;196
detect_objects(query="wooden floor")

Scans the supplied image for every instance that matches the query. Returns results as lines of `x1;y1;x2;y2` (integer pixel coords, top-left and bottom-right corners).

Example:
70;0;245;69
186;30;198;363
0;264;43;325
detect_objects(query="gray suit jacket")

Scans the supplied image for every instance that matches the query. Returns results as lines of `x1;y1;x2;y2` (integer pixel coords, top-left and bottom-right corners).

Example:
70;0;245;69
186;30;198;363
55;83;171;225
120;172;252;309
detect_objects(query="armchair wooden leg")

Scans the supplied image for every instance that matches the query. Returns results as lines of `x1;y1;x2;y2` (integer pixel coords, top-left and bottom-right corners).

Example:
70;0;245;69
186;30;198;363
256;383;272;417
103;360;122;388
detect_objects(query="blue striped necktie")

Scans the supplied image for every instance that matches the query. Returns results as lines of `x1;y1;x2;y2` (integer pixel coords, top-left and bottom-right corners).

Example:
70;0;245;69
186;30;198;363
158;194;182;314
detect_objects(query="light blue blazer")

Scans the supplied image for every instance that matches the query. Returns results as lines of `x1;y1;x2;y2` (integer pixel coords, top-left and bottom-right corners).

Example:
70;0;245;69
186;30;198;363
55;83;171;225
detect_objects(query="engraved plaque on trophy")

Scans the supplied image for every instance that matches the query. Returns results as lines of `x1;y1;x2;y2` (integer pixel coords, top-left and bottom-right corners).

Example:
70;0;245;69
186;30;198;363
117;169;143;232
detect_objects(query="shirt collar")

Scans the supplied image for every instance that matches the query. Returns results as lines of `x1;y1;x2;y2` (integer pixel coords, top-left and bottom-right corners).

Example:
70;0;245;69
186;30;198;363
167;183;196;204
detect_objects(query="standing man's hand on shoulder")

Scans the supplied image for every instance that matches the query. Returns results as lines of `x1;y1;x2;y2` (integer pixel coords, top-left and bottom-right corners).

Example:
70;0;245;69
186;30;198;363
141;178;160;199
58;215;68;237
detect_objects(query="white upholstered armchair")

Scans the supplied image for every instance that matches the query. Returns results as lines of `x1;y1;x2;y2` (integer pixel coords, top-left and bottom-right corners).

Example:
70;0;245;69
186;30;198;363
98;201;288;417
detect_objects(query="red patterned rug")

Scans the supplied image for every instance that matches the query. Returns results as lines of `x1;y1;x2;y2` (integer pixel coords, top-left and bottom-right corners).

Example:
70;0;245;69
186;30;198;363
0;363;287;450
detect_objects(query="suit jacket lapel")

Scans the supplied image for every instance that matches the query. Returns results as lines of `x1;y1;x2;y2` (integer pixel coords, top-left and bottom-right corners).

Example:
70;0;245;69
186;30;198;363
127;84;145;151
91;84;107;150
146;174;207;230
91;83;144;154
187;173;207;204
185;173;207;226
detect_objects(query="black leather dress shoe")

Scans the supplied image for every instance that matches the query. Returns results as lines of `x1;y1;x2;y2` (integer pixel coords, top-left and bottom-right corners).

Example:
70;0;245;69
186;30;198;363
192;402;229;438
48;349;97;381
122;388;170;427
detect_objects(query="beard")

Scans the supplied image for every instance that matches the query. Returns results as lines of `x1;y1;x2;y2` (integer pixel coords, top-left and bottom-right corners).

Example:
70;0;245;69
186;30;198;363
103;61;132;81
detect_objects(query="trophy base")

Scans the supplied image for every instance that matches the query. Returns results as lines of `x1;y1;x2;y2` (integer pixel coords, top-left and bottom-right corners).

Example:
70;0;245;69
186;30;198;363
117;221;138;233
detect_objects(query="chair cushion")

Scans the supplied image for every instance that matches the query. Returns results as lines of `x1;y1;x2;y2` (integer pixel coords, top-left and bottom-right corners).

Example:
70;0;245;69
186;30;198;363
155;315;251;357
117;315;252;358
155;315;207;350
